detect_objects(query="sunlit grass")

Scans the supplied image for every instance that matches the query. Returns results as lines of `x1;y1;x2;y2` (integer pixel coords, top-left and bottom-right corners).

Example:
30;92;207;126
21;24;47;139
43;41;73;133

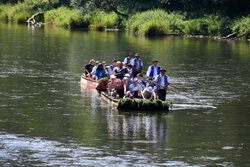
0;3;34;23
89;11;120;30
44;7;90;29
127;9;185;35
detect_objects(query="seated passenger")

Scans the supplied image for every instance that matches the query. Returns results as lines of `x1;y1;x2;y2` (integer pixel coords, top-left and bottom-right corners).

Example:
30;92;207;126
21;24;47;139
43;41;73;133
124;78;142;99
126;64;133;76
91;61;99;77
107;75;117;96
114;79;125;99
136;73;146;90
85;59;95;77
107;60;117;78
123;73;132;93
113;61;128;79
142;86;154;99
95;64;106;79
109;60;117;71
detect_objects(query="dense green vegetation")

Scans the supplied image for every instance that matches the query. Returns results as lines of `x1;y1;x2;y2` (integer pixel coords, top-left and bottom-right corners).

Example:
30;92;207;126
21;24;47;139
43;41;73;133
118;98;172;111
0;0;249;39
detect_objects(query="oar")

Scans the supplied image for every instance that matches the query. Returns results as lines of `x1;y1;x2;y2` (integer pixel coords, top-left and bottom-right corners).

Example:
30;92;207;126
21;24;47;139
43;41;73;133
142;77;202;103
142;75;194;95
169;84;194;95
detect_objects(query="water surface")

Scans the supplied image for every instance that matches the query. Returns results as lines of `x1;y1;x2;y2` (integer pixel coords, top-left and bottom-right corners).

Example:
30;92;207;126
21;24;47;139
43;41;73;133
0;23;250;166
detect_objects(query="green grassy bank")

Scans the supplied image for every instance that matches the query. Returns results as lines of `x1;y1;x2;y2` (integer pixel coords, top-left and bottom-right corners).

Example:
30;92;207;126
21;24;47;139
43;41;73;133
0;4;249;39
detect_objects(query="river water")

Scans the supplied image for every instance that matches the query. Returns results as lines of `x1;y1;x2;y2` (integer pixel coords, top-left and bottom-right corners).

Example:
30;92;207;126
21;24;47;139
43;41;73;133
0;23;249;166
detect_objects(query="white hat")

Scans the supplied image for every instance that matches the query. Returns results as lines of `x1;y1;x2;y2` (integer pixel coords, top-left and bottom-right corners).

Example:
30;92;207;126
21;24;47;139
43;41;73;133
110;75;116;79
147;86;153;93
90;59;95;63
124;74;130;78
133;78;138;82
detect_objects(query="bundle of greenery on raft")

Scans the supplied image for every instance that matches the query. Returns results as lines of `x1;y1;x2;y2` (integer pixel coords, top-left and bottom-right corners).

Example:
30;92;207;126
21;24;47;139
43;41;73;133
117;98;173;111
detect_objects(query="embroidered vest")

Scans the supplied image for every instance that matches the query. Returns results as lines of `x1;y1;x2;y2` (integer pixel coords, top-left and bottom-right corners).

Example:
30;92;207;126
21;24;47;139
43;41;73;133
149;65;161;78
133;58;142;69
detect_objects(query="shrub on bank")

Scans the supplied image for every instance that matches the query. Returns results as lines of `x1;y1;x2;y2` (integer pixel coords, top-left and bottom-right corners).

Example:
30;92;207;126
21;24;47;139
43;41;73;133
139;20;170;36
44;7;90;29
0;3;34;23
89;11;120;30
232;15;250;39
183;15;232;36
127;9;185;35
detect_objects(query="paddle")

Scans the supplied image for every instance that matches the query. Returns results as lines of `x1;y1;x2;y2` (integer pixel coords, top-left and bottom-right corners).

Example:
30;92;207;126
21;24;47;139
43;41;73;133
145;77;194;95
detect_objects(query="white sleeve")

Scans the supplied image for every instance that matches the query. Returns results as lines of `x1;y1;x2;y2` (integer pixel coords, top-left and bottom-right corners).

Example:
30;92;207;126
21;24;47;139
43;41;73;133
124;57;128;64
141;60;143;67
130;59;135;66
146;66;151;77
92;66;96;73
108;67;113;75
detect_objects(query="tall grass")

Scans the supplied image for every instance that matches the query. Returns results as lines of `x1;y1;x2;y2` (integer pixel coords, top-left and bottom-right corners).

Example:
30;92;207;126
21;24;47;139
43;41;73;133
44;7;90;29
127;10;233;36
0;3;34;23
89;11;121;30
127;9;185;35
183;15;232;36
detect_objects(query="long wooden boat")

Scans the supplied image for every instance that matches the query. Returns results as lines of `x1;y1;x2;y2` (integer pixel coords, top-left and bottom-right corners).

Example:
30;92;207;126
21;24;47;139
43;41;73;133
80;75;98;89
101;92;119;107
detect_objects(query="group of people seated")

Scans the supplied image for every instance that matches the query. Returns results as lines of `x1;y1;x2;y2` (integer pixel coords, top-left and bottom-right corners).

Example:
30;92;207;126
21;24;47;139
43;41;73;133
84;52;170;101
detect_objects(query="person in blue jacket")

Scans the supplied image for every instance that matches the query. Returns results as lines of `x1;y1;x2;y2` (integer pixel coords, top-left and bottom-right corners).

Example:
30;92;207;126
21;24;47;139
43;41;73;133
95;64;106;79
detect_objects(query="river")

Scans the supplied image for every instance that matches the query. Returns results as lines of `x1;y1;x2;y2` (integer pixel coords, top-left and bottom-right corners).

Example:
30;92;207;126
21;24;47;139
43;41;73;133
0;23;250;166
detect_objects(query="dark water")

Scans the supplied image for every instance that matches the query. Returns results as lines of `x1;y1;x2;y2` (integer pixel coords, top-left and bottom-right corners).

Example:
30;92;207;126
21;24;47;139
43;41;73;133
0;23;250;166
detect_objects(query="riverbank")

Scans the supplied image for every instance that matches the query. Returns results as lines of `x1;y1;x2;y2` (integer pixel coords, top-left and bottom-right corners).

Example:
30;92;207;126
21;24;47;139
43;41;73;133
0;4;249;40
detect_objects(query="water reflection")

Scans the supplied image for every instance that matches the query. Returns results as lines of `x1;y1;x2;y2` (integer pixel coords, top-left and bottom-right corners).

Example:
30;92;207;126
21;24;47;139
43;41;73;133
80;85;168;142
106;112;168;142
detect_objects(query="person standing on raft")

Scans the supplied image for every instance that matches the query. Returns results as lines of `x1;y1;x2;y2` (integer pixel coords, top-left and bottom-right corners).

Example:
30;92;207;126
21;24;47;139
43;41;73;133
123;52;133;65
154;68;169;101
131;53;143;78
146;59;161;80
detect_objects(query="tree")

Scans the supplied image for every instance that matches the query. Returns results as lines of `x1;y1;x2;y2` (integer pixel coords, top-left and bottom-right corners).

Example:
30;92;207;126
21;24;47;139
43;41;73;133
71;0;168;17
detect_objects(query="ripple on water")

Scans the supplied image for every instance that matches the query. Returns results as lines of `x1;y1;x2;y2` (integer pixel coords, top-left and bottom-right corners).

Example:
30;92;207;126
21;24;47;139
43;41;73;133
222;146;234;150
0;133;174;166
